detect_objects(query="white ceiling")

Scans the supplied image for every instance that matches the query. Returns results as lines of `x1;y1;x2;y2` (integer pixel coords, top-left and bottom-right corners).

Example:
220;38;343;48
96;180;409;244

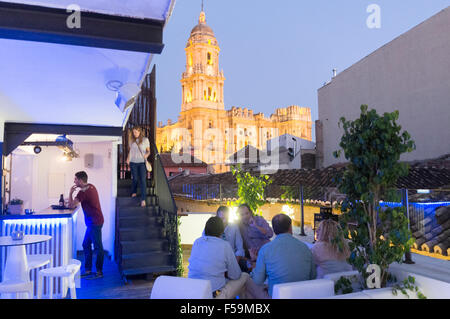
0;39;151;128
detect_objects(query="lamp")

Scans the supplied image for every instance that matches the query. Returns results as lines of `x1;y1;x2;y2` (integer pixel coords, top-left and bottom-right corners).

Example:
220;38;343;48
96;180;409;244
33;146;42;154
63;153;72;162
115;83;141;113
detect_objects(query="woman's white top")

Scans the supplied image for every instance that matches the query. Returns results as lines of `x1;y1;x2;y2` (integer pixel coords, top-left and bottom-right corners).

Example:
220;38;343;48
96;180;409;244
129;137;150;163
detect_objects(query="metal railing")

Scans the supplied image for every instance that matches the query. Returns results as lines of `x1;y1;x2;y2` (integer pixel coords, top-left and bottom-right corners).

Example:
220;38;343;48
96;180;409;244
151;140;180;273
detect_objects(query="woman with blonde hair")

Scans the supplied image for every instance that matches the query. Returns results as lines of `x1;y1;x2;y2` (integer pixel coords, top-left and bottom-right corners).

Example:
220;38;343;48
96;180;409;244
311;218;352;278
126;126;151;207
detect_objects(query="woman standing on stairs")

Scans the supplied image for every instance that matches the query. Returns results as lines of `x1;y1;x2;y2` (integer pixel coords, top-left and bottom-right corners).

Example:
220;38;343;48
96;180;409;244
126;126;151;207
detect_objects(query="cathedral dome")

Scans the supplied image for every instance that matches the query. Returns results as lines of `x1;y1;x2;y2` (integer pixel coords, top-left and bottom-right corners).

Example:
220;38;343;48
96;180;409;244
187;11;217;47
190;23;215;37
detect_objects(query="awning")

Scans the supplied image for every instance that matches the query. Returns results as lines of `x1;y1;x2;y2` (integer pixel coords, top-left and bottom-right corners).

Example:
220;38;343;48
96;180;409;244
1;0;174;20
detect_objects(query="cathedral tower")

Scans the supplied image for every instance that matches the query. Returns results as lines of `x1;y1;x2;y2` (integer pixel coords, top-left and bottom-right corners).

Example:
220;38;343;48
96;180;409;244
156;8;313;173
181;10;225;112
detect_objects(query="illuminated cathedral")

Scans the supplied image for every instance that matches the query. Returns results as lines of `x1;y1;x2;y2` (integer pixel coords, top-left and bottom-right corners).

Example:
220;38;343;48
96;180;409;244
156;10;312;173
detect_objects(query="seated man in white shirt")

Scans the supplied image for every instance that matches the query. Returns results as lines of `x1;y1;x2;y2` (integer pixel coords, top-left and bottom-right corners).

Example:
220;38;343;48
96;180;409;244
188;216;250;299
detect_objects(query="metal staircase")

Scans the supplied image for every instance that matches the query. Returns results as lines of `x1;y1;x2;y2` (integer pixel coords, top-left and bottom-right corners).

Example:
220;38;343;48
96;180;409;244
114;68;180;282
115;179;177;281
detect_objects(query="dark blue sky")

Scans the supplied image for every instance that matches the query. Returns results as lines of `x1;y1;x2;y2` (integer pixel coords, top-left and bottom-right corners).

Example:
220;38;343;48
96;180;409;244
154;0;450;141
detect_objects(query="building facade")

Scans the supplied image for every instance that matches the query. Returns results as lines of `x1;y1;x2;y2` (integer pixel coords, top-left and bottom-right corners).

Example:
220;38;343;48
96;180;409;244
317;7;450;168
156;10;312;173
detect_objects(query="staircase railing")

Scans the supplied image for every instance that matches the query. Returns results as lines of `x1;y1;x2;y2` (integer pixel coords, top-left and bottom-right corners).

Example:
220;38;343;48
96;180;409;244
115;66;180;276
150;140;180;275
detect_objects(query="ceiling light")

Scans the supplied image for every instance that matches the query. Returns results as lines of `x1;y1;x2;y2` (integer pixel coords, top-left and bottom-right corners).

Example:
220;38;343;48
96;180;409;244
33;146;42;154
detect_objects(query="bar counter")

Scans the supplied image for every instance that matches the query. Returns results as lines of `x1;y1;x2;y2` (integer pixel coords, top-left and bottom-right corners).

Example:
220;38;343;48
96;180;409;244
0;206;78;220
0;206;80;297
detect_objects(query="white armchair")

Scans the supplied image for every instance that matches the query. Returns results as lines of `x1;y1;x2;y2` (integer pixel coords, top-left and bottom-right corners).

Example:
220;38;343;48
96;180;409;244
150;276;212;299
272;279;335;299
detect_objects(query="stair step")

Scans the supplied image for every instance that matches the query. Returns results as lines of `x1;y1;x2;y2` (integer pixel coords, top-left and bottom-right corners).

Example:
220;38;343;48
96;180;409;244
117;188;154;197
121;239;168;254
121;251;173;269
122;265;176;277
117;179;154;192
116;179;173;278
118;206;160;217
117;179;141;187
117;196;158;207
118;216;161;228
119;227;163;241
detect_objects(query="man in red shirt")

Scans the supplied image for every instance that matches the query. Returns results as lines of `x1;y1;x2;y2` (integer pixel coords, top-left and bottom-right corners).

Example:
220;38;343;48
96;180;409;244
69;171;104;279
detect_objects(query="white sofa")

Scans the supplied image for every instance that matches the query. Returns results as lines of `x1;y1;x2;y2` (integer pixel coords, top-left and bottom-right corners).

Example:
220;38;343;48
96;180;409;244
150;276;212;299
272;279;334;299
272;267;450;299
388;264;450;299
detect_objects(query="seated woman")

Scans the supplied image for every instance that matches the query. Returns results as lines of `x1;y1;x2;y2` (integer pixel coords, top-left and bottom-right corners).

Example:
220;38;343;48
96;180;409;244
311;219;353;278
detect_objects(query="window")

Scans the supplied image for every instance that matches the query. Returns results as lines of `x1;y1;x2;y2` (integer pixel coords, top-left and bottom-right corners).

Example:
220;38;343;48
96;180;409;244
185;88;192;103
207;52;212;65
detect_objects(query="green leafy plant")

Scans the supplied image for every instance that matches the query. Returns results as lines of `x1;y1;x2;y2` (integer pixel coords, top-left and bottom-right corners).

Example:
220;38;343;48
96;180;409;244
392;275;426;299
280;185;296;203
177;217;184;276
10;198;23;205
230;164;272;216
333;105;416;288
334;276;354;295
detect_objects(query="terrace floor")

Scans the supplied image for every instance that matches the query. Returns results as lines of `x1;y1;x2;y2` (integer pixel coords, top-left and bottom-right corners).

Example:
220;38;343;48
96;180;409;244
75;238;449;299
76;247;191;299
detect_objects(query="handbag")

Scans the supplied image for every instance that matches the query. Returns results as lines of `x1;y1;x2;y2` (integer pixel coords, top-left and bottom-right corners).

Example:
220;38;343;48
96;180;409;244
137;141;152;172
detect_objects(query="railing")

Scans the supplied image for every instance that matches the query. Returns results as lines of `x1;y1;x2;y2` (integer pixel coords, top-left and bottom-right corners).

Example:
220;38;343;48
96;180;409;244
380;198;450;258
172;183;331;204
118;67;156;181
115;65;181;274
172;180;450;260
181;184;221;200
151;140;180;273
115;68;155;274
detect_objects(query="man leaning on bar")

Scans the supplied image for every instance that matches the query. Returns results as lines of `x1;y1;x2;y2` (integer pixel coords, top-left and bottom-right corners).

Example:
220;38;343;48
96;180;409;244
68;171;105;280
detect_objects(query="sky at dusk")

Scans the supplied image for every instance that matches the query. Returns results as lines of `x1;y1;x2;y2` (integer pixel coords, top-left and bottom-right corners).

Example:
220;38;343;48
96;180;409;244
153;0;450;141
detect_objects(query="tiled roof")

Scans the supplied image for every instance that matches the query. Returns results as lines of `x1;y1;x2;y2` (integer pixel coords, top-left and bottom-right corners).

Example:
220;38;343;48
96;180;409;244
169;166;450;201
159;153;207;168
227;145;264;164
408;154;450;170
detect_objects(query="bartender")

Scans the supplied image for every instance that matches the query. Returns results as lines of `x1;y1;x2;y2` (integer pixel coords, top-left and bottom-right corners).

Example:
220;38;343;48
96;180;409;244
68;171;104;280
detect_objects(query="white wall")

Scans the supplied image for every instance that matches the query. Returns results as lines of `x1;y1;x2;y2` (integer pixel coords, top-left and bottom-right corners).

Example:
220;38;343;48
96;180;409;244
9;151;34;208
318;7;450;168
10;141;117;257
179;212;214;245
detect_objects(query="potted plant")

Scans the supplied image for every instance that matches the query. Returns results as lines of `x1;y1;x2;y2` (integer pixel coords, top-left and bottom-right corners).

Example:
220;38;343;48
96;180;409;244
9;198;24;215
333;105;418;293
